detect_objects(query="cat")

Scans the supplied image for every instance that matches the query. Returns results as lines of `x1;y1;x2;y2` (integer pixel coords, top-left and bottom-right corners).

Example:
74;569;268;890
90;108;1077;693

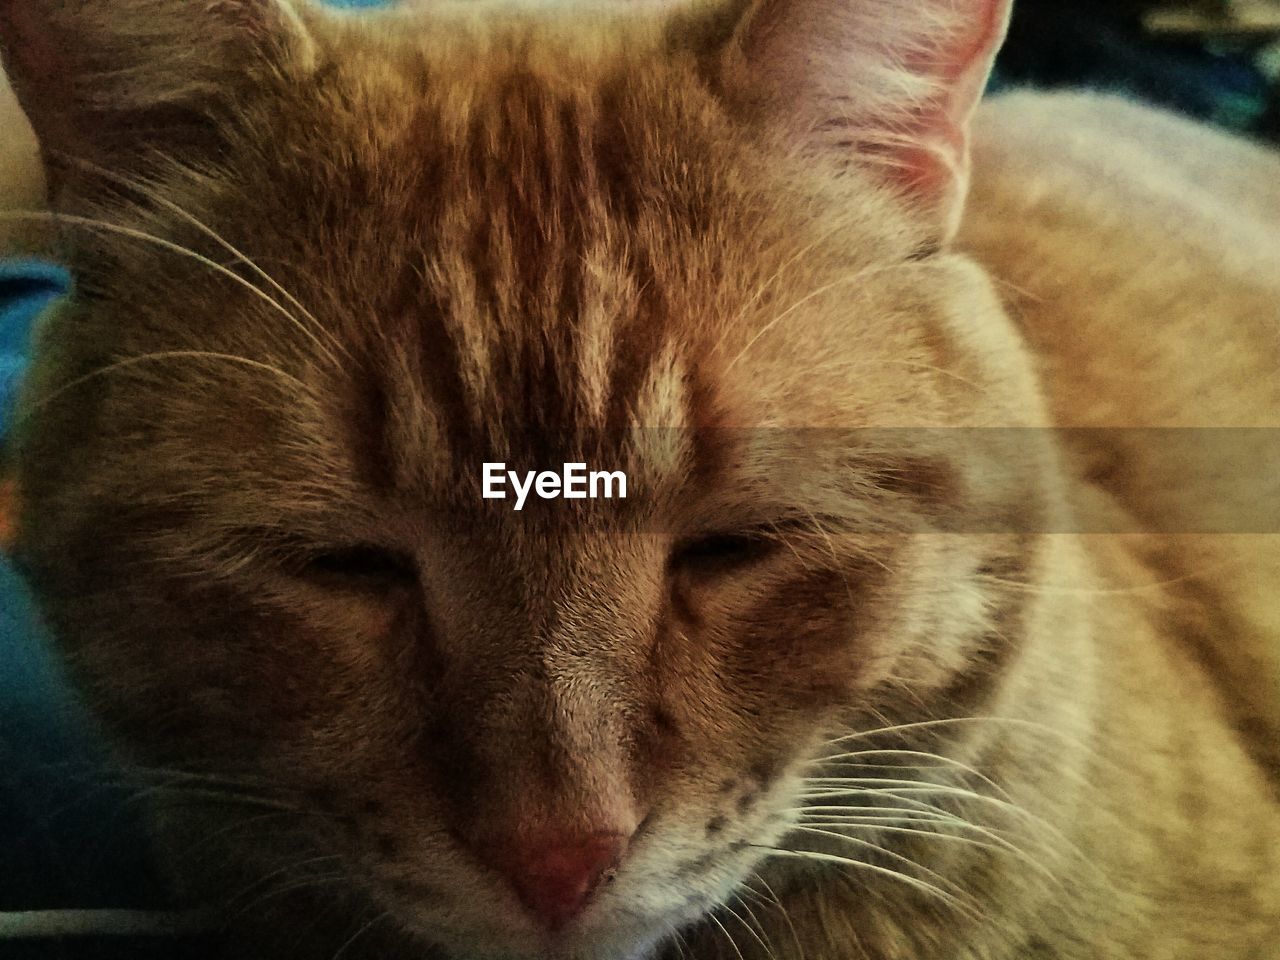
2;0;1279;958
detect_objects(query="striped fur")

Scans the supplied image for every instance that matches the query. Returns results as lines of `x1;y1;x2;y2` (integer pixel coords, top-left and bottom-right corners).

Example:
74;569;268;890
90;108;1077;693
3;1;1278;959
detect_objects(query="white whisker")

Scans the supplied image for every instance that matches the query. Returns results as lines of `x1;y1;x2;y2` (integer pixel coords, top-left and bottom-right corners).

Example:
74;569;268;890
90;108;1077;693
707;911;747;960
722;897;777;960
823;715;1093;756
331;909;391;960
796;819;1059;884
750;845;983;921
24;350;312;421
747;871;805;960
0;210;340;374
57;155;350;370
723;265;897;373
807;747;1013;802
787;825;968;900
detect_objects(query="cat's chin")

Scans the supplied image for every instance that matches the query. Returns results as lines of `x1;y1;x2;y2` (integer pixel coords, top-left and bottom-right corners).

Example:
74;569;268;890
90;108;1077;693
527;928;667;960
392;903;674;960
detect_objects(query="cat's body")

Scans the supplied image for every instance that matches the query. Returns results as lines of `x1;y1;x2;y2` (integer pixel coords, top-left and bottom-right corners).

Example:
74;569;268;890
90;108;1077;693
698;93;1280;959
937;91;1280;959
1;2;1278;959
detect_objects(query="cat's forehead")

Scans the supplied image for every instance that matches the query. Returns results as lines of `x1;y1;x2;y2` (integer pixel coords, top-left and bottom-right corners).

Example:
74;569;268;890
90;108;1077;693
162;15;923;513
276;31;739;490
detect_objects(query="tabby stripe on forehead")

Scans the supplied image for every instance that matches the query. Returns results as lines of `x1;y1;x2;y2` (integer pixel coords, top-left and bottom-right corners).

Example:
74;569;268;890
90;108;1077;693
461;75;646;438
381;68;714;479
394;263;476;470
603;249;670;426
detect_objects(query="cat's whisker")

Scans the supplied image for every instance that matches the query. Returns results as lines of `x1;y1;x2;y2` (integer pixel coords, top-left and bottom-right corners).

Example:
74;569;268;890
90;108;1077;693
0;210;337;376
806;746;1014;802
864;358;995;399
764;518;817;571
53;153;351;370
802;774;1009;794
801;505;859;607
35;758;290;798
789;801;1026;838
723;264;900;373
787;805;994;826
713;215;865;358
748;844;985;922
796;782;1085;867
796;818;1061;885
822;714;1094;757
174;810;300;860
96;764;295;797
797;785;1039;835
746;871;806;960
797;779;1043;826
986;273;1045;304
721;896;779;960
114;776;312;818
973;564;1240;597
798;781;1046;829
706;910;748;960
334;908;393;960
229;872;351;920
810;760;969;773
810;745;983;767
23;350;312;423
785;825;971;901
811;754;1095;794
225;854;348;909
734;902;790;960
661;919;693;960
29;765;309;831
129;786;318;820
734;885;778;930
792;802;1020;831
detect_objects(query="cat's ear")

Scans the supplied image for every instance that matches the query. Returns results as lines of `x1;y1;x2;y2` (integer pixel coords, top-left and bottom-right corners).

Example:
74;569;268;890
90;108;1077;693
714;0;1010;242
0;0;315;189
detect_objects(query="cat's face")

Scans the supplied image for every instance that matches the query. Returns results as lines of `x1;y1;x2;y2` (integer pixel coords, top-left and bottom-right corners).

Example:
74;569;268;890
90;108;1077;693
3;0;1043;956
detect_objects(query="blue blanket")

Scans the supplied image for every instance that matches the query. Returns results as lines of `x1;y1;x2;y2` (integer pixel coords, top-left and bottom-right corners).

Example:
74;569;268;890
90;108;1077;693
0;260;134;913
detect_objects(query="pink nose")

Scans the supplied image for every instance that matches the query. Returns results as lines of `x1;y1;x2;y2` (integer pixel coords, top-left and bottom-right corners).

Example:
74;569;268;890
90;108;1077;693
486;831;628;929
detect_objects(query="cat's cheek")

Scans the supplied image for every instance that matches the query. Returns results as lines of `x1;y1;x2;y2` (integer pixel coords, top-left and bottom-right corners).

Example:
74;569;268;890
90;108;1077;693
105;586;420;771
675;564;880;702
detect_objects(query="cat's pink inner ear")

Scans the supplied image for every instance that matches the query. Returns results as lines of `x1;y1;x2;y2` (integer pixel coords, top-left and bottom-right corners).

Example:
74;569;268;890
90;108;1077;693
730;0;1012;241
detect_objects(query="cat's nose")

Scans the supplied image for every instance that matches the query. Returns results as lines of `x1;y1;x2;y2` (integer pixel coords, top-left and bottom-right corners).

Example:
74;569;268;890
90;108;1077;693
486;830;629;929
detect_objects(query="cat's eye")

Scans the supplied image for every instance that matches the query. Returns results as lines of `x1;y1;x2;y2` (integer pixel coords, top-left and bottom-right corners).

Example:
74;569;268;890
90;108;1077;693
669;531;778;576
297;544;418;588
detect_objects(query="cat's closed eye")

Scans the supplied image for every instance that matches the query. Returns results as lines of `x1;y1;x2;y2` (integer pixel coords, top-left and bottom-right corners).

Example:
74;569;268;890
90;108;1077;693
669;527;786;576
296;544;418;588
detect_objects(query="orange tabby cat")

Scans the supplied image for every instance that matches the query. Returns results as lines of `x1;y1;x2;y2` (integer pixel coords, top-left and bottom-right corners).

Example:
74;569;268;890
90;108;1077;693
2;0;1278;958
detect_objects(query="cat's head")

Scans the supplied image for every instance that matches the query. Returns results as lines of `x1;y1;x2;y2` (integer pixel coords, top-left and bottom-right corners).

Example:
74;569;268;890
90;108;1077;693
3;0;1059;956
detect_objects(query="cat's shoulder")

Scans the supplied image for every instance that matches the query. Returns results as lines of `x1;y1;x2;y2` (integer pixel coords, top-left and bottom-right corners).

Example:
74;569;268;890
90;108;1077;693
963;92;1280;784
960;89;1280;425
970;89;1280;227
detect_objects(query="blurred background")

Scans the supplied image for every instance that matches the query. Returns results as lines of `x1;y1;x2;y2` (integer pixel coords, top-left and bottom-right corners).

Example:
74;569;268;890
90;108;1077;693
996;0;1280;140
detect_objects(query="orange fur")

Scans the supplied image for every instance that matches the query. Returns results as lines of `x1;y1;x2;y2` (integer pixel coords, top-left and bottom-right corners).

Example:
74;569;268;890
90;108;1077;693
1;2;1278;958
